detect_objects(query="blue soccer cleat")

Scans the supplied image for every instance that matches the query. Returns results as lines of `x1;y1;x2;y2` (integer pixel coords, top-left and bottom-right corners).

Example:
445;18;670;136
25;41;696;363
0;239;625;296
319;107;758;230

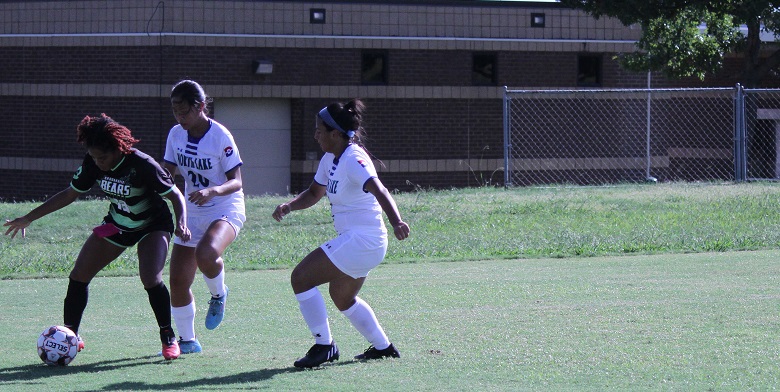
157;337;202;356
178;338;202;354
205;286;228;330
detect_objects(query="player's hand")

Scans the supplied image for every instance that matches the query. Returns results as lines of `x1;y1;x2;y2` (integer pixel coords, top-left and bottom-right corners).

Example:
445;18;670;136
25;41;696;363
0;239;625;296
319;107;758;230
393;221;410;240
175;223;191;243
188;189;215;206
4;217;31;239
272;203;291;222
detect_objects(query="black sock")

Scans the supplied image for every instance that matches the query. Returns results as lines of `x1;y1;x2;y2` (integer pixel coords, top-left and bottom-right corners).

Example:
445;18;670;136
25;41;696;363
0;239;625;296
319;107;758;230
63;278;89;335
145;282;173;330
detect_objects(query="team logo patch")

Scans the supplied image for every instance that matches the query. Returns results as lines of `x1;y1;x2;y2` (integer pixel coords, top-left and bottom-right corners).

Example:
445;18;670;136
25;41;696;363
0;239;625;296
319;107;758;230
224;146;234;157
357;159;367;168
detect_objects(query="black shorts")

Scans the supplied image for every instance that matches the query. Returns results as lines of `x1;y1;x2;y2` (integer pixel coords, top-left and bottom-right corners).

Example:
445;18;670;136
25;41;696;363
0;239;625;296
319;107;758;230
98;215;174;248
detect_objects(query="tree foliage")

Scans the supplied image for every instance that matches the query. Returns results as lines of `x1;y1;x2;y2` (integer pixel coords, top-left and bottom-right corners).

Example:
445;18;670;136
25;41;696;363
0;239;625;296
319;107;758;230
560;0;780;87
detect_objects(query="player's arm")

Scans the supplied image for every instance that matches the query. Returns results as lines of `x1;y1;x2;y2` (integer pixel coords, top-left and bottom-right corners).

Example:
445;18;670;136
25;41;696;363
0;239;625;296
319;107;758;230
3;187;81;238
364;178;410;240
162;185;191;243
163;162;179;177
272;181;326;221
188;166;243;206
212;166;243;196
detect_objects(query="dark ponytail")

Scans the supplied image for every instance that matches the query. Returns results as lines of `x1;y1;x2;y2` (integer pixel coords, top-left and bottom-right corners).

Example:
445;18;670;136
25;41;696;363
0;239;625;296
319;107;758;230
321;99;386;168
323;99;366;145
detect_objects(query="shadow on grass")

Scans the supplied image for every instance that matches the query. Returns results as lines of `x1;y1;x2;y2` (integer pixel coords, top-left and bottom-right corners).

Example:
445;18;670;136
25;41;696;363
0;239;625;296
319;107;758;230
0;355;358;391
97;360;358;390
0;355;158;387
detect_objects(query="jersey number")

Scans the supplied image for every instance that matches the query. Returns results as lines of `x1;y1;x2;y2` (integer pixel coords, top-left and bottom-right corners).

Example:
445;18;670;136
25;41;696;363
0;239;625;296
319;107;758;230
187;170;210;188
114;200;130;213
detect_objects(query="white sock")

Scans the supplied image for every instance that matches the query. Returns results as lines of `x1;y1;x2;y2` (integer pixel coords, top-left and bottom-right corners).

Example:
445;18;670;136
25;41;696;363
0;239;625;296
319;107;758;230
295;288;332;345
171;301;196;341
203;265;226;297
341;297;390;350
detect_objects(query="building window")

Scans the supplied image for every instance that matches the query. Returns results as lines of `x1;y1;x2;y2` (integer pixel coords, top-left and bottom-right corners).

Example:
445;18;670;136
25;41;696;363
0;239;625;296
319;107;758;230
577;55;602;87
472;53;497;85
310;8;326;24
530;13;545;28
361;51;388;85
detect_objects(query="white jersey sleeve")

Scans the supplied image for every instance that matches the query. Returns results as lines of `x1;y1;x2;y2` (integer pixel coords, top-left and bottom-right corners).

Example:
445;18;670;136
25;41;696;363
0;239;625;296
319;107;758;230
313;153;333;187
163;126;181;170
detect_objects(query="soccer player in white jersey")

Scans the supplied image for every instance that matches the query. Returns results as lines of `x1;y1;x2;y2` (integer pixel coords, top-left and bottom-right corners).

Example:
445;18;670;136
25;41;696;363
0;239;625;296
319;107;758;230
163;80;246;354
272;99;411;368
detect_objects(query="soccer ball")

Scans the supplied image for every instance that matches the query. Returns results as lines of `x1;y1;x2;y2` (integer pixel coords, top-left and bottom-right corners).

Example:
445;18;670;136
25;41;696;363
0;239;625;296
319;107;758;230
37;325;79;366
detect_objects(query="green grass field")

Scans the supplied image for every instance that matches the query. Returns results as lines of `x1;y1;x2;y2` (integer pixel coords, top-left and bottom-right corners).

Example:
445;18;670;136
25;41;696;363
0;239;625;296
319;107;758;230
4;182;780;278
2;183;780;390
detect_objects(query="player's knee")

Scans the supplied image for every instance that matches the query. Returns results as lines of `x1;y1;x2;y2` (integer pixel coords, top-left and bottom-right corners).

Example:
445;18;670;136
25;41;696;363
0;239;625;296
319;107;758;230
290;267;307;289
194;244;219;267
139;275;162;289
331;295;356;312
68;267;92;283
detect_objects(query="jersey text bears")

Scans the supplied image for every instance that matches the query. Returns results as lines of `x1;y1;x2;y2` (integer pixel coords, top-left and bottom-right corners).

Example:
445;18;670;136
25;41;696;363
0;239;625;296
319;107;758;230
100;177;131;197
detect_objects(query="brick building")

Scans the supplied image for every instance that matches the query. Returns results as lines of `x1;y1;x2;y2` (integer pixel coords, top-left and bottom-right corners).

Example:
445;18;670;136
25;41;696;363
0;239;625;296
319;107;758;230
0;0;772;200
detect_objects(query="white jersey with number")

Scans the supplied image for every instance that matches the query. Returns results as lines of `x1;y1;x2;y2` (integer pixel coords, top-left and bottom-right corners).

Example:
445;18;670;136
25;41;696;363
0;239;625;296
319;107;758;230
314;144;385;234
164;119;245;217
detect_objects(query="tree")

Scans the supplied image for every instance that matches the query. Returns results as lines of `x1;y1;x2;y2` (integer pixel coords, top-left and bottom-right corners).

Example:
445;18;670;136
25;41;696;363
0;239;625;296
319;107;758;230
560;0;780;87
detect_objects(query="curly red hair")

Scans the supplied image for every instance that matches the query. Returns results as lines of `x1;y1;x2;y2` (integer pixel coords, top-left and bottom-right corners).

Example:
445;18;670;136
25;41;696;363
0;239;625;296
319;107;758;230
76;113;139;154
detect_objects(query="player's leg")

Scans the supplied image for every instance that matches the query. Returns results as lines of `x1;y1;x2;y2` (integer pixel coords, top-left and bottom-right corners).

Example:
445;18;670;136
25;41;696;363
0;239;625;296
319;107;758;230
323;231;399;361
328;274;399;360
137;231;179;359
197;219;237;330
168;243;200;353
64;233;125;350
290;247;348;368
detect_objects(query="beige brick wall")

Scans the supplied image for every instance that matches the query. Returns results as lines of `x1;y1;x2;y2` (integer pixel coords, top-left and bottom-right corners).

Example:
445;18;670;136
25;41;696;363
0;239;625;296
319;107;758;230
0;1;640;50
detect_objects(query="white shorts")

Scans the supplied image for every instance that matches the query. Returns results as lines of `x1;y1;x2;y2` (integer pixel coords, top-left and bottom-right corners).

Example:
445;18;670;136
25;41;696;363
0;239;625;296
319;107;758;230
173;211;246;247
321;229;388;278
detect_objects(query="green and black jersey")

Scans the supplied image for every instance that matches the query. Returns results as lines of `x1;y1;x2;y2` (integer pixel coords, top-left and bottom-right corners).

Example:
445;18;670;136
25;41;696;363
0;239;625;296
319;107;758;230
70;149;175;232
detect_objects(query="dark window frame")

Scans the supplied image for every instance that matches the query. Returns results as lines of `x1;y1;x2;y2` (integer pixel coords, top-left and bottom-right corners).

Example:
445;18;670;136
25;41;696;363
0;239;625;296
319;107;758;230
530;13;545;28
361;50;389;85
577;54;602;87
310;8;326;24
472;52;498;86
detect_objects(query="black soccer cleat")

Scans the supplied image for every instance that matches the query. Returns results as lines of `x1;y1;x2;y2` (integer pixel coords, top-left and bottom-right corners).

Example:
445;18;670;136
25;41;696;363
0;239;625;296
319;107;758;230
293;342;340;368
354;343;401;360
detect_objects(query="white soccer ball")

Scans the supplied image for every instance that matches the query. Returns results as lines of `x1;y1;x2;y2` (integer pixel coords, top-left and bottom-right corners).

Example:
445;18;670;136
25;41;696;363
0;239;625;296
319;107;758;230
37;325;79;366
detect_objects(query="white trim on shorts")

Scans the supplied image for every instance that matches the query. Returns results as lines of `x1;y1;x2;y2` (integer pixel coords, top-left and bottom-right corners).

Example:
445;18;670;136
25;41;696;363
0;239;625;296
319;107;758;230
173;211;246;247
321;229;388;278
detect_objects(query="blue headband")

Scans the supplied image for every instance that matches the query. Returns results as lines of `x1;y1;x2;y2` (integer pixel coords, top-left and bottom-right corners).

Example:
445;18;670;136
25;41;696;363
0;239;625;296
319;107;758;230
319;107;355;138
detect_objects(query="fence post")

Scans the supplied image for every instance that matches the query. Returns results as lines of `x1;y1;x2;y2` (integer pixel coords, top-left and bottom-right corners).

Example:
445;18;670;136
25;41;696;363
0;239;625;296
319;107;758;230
503;86;510;187
645;75;656;182
734;84;746;182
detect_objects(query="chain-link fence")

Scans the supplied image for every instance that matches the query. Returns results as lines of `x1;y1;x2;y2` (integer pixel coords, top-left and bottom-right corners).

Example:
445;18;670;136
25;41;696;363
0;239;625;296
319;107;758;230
743;88;780;181
503;86;780;186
